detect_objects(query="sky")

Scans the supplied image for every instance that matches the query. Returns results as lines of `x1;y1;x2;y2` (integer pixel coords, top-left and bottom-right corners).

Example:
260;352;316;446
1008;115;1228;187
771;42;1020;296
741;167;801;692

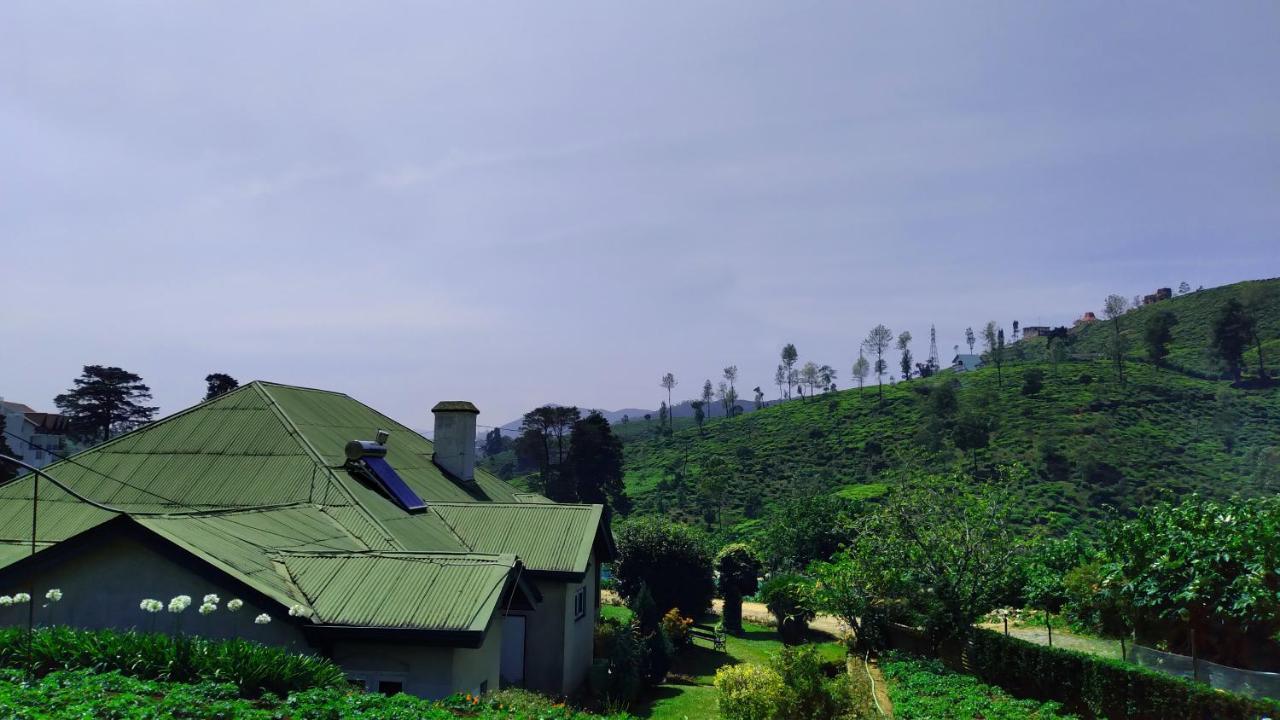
3;2;1279;432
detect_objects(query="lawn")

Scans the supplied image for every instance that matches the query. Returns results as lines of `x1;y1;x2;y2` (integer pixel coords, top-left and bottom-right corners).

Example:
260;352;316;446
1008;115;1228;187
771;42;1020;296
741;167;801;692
603;604;846;720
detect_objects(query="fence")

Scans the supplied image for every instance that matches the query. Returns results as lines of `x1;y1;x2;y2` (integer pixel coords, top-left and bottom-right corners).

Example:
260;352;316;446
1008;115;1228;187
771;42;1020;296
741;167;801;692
1128;644;1280;702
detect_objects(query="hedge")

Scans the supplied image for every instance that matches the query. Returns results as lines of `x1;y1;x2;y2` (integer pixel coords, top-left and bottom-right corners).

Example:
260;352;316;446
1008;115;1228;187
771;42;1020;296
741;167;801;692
966;629;1280;720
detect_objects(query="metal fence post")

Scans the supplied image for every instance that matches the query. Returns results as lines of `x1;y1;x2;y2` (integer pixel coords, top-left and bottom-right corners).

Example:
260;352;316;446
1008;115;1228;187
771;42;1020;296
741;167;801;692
1046;611;1053;648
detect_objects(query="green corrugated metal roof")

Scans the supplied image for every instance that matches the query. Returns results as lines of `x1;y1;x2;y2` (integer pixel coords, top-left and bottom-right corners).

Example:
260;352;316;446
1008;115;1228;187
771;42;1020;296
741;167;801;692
283;552;516;631
430;503;603;575
0;381;607;632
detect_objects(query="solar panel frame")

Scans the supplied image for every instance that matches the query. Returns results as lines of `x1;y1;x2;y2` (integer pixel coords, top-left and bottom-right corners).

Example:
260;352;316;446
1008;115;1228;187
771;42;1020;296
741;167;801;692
361;456;428;512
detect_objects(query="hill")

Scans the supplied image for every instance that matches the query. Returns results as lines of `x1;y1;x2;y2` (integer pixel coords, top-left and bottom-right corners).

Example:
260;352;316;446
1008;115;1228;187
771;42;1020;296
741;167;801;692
620;278;1280;540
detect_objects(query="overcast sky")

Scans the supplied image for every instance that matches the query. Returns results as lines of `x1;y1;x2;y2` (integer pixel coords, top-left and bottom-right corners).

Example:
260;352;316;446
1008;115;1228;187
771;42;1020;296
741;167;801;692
4;2;1278;431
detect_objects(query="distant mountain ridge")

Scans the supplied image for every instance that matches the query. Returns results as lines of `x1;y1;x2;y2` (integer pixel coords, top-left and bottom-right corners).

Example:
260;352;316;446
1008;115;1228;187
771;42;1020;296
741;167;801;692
492;398;766;435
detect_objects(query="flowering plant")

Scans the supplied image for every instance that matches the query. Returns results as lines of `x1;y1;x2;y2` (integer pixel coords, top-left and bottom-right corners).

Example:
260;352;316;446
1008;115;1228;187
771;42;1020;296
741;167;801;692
45;589;63;602
254;613;271;625
226;599;244;612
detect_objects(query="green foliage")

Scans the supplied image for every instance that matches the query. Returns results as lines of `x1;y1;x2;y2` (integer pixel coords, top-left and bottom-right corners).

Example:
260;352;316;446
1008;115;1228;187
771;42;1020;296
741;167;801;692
758;574;815;645
0;626;344;698
660;608;693;652
1142;311;1178;367
714;662;785;720
596;616;645;704
1020;533;1097;614
716;543;762;634
809;548;893;651
1211;298;1255;381
966;629;1280;720
565;411;631;514
1022;368;1046;396
754;493;857;572
882;653;1074;719
770;645;851;720
613;517;715;619
53;365;158;442
0;667;631;719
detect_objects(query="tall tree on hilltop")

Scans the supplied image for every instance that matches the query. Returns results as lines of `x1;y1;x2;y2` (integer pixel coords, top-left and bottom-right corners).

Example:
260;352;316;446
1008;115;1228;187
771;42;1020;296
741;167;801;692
982;322;1003;388
518;405;581;497
1143;310;1178;370
659;373;678;429
851;351;870;396
897;331;913;381
773;366;786;402
780;344;799;399
702;379;715;419
482;427;510;457
54;365;158;443
965;327;976;355
203;373;239;401
862;325;894;404
753;386;764;409
563;411;630;514
798;362;819;399
723;365;739;414
818;364;837;394
1211;298;1254;383
1178;281;1191;296
717;381;738;417
1103;294;1129;384
658;401;669;432
691;400;705;432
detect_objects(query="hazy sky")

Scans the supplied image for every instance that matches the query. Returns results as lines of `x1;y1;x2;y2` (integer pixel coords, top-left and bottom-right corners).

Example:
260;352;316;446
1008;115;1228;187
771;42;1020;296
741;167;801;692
4;2;1278;431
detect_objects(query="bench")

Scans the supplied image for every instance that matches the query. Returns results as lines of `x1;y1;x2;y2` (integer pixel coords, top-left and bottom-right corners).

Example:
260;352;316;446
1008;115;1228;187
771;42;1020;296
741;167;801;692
690;625;727;651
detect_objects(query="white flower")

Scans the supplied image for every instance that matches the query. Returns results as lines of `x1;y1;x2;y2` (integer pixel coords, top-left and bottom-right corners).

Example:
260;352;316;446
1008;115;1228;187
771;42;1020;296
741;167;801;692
198;602;217;616
226;599;244;612
45;589;62;603
202;593;220;605
13;593;30;604
254;613;271;625
288;604;312;618
140;598;163;613
174;595;192;608
168;598;188;613
0;596;12;607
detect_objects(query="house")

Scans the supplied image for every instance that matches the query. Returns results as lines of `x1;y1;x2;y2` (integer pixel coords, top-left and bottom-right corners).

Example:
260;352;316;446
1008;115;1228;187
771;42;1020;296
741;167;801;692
1020;326;1051;340
951;354;984;372
1142;288;1173;305
0;398;79;472
1075;311;1098;327
0;382;613;698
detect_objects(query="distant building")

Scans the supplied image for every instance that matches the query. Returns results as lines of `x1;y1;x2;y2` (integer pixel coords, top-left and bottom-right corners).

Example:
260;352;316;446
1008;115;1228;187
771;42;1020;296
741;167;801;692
0;398;79;473
951;354;984;372
1075;311;1098;326
1021;326;1052;339
1142;287;1174;305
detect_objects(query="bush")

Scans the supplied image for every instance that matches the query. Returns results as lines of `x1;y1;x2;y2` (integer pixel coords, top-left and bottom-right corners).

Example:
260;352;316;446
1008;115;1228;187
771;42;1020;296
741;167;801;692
613;517;715;619
660;608;693;652
0;626;344;698
1022;368;1046;396
717;543;762;634
967;628;1280;719
759;574;816;645
714;663;785;720
771;645;850;720
882;653;1072;719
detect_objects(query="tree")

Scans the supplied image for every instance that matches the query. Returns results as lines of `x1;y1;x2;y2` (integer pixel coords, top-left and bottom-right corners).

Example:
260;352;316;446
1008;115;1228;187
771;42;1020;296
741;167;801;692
780;344;799;399
691;400;706;432
759;574;816;645
757;494;855;572
482;427;511;457
54;365;158;443
716;544;761;635
723;366;739;413
613;517;715;619
658;401;669;434
862;325;893;404
1021;368;1045;396
203;373;239;401
809;549;892;651
1178;281;1191;295
896;331;913;382
1103;294;1129;383
563;411;631;514
698;455;731;527
702;379;715;419
518;405;581;498
660;373;677;429
717;380;738;417
1143;310;1178;368
965;327;976;354
1011;320;1020;343
1210;298;1253;382
797;362;818;400
774;365;786;402
1242;286;1270;382
982;322;1003;387
952;410;992;473
817;365;836;394
753;386;764;409
0;432;18;484
858;471;1026;644
851;352;869;396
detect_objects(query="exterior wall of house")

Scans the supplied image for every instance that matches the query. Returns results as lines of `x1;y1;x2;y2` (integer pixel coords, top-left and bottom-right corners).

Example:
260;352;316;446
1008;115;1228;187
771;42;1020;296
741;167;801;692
518;550;599;697
0;534;306;650
451;610;504;695
332;639;467;699
560;551;597;697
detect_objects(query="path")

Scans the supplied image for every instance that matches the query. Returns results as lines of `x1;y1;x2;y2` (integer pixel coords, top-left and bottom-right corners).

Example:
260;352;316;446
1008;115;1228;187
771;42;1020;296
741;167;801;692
602;589;847;637
978;622;1123;659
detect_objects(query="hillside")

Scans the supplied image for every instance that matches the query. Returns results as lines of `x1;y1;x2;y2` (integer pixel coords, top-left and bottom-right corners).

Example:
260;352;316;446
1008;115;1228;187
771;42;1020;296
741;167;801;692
621;278;1280;539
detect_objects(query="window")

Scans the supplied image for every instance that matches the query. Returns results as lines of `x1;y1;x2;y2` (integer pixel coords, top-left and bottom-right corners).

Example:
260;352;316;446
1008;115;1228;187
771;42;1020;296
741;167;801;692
573;586;586;620
377;680;404;696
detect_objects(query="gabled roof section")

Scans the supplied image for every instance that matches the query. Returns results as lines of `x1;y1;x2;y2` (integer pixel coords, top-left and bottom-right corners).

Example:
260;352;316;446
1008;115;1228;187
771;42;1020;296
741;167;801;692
429;503;612;576
282;551;519;632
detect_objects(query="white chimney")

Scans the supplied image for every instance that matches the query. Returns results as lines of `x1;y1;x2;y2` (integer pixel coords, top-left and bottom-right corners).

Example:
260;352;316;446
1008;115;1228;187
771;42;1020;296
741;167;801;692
431;401;478;483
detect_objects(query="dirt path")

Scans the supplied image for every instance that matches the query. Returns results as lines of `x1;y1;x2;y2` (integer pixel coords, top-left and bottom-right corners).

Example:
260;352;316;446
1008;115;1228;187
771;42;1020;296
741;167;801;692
601;590;847;637
978;622;1123;659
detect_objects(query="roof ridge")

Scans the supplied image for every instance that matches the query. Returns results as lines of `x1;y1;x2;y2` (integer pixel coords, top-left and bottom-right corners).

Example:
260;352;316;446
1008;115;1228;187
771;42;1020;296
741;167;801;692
247;380;353;397
281;550;518;563
253;383;402;550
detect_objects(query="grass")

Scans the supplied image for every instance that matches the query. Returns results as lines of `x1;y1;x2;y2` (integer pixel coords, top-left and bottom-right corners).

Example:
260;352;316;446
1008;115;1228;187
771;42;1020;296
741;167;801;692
605;604;845;720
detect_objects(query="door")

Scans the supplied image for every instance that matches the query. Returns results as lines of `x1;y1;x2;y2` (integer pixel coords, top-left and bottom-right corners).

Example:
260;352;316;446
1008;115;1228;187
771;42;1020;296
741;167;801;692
500;615;526;686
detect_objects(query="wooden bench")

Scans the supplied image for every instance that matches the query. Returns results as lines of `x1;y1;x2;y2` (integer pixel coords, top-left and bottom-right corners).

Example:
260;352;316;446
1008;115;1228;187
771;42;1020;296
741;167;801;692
690;625;727;651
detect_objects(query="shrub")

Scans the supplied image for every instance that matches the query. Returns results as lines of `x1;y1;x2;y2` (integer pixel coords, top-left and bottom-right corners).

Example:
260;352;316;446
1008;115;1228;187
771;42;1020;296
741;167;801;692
613;517;715;619
660;608;693;652
602;620;645;704
715;662;785;720
967;628;1280;720
759;574;816;645
0;626;344;698
771;645;851;720
882;653;1072;719
716;543;762;634
1022;368;1046;396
